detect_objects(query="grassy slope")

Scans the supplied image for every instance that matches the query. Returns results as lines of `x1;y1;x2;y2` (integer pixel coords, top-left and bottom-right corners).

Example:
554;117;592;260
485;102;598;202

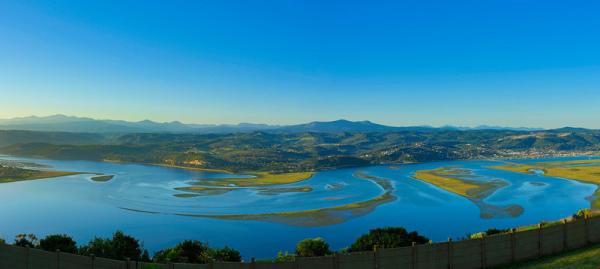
500;243;600;269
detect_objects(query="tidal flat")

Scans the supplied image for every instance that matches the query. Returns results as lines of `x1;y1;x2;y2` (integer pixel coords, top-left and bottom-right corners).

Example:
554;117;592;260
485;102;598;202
176;171;396;227
192;172;314;187
490;159;600;208
413;167;523;218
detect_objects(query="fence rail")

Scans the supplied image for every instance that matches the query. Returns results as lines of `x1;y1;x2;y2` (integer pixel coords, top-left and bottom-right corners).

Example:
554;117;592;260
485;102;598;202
2;215;600;269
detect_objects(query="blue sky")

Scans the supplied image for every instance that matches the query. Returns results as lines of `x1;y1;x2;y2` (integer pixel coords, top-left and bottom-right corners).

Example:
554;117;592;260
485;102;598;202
1;1;599;128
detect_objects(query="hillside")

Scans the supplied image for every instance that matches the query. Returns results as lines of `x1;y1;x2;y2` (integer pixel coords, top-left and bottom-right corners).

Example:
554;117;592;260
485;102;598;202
1;129;599;173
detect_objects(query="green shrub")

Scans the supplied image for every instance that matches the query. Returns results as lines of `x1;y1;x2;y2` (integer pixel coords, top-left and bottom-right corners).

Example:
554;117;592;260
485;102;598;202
573;208;593;219
14;234;38;248
79;231;145;260
348;227;429;252
153;240;210;264
206;246;242;262
154;240;243;263
39;234;77;253
295;238;331;257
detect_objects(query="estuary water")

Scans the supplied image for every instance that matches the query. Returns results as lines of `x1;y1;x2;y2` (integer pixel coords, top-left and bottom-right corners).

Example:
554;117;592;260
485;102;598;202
0;156;597;258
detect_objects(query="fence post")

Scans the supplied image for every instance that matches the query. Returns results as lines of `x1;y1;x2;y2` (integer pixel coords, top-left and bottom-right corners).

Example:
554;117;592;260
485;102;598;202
56;249;60;269
411;242;417;269
333;253;339;269
563;219;568;251
250;257;256;269
538;223;543;258
510;228;516;263
447;238;453;269
25;246;30;269
91;254;95;269
584;215;590;245
480;235;486;269
373;245;379;269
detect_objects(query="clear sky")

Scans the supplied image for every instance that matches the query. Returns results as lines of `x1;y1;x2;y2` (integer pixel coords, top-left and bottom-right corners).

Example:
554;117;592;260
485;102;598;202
1;1;599;128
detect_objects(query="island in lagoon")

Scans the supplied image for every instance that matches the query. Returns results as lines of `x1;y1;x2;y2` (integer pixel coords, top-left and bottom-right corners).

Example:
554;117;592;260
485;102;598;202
413;167;524;218
0;165;81;183
168;171;397;227
0;160;114;184
489;159;600;208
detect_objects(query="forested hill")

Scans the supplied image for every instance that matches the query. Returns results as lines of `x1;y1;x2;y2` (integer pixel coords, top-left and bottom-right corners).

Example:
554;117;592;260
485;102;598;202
1;129;599;173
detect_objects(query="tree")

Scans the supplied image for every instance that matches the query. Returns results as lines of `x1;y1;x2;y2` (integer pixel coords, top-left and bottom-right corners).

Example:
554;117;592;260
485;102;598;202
573;209;593;219
14;234;38;248
110;231;143;260
348;227;429;252
79;237;112;258
79;231;145;260
484;228;510;236
39;234;77;253
141;250;151;262
295;238;331;257
153;240;209;264
206;246;242;262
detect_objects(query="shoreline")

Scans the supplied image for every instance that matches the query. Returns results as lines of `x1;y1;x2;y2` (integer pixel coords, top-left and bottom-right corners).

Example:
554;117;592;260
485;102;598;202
2;152;599;178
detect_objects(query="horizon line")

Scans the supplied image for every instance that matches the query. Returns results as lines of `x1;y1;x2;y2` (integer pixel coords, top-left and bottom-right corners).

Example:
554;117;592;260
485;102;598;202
0;113;582;130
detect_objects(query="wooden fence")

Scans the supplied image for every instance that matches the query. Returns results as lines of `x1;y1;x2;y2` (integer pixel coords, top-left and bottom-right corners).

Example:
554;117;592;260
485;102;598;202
1;215;599;269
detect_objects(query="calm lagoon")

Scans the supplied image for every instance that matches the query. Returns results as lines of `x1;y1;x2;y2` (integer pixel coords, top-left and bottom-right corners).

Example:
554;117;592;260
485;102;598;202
0;156;597;258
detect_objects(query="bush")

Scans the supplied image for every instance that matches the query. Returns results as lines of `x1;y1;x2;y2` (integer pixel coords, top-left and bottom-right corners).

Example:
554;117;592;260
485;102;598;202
206;246;242;262
295;238;331;257
348;227;429;252
79;231;146;260
153;240;210;264
14;234;38;248
39;234;78;253
573;209;593;219
484;228;510;236
154;240;242;263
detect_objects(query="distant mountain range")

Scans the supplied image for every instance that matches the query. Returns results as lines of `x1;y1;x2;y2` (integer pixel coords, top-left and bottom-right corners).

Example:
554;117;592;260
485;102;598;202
0;114;548;134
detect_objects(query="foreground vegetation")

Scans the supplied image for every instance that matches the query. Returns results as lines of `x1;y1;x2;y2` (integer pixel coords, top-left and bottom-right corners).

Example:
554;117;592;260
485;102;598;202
0;165;79;183
2;227;429;263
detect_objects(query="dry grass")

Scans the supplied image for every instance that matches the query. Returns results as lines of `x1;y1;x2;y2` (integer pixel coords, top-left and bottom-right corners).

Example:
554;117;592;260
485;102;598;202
194;172;314;187
413;168;500;199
